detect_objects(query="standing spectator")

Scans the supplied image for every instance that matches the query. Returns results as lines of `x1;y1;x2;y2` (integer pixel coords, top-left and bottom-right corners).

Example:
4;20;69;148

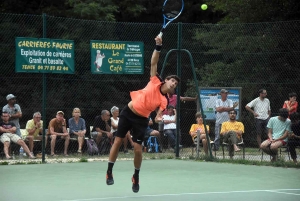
23;112;45;155
0;112;35;159
288;112;300;164
283;92;298;117
144;116;162;152
92;110;113;145
220;110;244;159
245;89;271;149
189;112;210;155
68;108;86;153
214;89;239;151
47;111;70;156
163;105;178;150
2;94;22;136
110;106;133;153
260;108;290;162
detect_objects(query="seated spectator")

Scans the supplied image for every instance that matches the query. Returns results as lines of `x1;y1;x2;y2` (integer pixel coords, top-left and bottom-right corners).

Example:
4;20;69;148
92;110;113;145
0;112;35;159
260;108;291;162
68;108;86;153
288;112;300;164
23;112;45;155
47;111;70;156
283;92;298;117
220;109;244;159
162;105;179;150
144;115;162;152
189;112;210;155
110;106;133;153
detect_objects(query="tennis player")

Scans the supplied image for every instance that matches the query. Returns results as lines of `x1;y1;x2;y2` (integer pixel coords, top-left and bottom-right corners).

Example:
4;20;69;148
106;36;180;193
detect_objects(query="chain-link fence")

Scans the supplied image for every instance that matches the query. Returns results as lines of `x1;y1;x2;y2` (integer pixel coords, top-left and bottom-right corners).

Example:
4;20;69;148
1;13;300;162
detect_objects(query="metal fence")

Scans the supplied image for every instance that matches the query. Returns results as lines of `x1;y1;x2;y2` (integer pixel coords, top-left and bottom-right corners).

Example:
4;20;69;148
1;13;300;162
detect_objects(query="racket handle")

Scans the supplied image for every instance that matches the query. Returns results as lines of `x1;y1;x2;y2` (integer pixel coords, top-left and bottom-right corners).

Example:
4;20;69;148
158;32;163;38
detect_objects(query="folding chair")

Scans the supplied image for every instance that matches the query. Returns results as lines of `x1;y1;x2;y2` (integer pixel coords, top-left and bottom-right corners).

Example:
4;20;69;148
261;144;290;162
221;137;245;159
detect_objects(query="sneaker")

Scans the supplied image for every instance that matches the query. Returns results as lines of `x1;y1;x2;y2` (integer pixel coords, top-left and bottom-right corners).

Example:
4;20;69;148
132;174;139;193
106;173;114;185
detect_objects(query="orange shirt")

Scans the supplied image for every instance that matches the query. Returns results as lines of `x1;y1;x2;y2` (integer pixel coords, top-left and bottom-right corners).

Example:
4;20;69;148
130;76;168;118
283;101;298;115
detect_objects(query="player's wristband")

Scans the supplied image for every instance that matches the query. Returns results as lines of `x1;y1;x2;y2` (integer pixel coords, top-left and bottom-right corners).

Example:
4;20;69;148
155;45;162;52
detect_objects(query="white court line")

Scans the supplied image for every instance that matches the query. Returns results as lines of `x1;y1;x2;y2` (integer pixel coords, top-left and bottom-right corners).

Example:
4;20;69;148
59;189;300;201
266;190;300;196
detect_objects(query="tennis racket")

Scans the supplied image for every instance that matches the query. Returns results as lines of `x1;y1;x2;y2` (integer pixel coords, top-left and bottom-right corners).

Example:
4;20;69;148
158;0;184;38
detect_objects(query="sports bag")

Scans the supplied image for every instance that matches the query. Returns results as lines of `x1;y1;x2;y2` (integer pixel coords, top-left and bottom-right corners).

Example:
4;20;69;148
147;136;160;153
86;139;99;155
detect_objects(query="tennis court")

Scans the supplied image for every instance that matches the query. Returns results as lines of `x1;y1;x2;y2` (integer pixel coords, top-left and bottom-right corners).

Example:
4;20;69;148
0;159;299;201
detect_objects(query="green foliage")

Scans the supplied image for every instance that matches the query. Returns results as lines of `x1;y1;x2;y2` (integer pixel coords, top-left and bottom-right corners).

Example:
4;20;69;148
79;157;88;162
66;0;118;21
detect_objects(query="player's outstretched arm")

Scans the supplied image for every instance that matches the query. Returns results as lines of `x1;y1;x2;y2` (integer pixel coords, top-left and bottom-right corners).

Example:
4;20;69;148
150;36;162;77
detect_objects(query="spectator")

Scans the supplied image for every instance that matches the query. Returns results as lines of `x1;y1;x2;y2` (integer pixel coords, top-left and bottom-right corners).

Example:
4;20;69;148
189;112;210;155
68;108;86;153
288;112;300;164
245;89;271;149
260;108;290;162
214;89;239;151
144;116;162;152
283;92;298;117
163;105;179;150
47;111;70;156
220;110;244;159
92;110;113;145
2;94;22;136
23;112;45;155
110;106;133;154
0;112;35;159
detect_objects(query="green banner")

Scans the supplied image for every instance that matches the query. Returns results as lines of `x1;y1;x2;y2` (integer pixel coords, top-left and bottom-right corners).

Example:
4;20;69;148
15;37;74;74
90;40;144;74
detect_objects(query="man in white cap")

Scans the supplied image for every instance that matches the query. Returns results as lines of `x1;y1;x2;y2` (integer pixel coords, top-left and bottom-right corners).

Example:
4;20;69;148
2;94;22;137
214;89;238;150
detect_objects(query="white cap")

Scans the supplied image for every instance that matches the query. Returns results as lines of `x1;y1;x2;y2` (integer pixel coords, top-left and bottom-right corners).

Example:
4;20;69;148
6;94;16;100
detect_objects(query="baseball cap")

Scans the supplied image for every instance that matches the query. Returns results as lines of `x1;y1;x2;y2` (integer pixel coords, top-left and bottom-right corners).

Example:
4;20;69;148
6;94;16;100
56;111;64;116
220;89;229;93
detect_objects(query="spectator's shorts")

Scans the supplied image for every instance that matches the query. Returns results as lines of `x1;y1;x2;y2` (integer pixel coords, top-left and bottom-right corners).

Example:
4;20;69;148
267;138;287;146
255;118;269;135
0;133;21;143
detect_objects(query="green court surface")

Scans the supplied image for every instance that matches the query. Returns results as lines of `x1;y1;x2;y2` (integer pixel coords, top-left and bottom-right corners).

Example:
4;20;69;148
0;160;299;201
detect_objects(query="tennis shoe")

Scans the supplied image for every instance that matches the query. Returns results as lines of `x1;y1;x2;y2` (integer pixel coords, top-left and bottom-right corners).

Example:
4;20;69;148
132;174;139;193
106;173;114;185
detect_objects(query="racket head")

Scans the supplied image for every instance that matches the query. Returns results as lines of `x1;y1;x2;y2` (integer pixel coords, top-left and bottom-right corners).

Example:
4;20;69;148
162;0;184;23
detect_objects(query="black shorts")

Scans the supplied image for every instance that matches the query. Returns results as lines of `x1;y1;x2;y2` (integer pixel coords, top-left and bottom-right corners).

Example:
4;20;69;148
116;105;148;144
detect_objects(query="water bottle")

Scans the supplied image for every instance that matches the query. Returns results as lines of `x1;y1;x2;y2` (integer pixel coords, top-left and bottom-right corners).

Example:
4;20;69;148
19;147;24;159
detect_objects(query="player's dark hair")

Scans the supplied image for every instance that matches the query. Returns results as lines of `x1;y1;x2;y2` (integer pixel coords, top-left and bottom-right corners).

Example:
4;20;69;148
165;75;180;83
279;108;289;119
289;92;297;98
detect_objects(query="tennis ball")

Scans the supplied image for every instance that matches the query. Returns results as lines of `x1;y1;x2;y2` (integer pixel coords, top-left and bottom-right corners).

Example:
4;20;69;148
201;4;208;10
